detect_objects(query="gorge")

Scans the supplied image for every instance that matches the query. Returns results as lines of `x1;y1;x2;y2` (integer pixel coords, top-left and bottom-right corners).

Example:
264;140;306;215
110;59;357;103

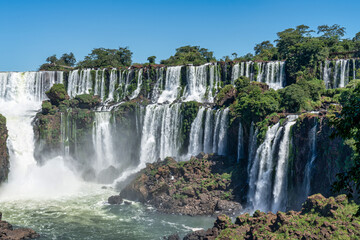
0;57;357;239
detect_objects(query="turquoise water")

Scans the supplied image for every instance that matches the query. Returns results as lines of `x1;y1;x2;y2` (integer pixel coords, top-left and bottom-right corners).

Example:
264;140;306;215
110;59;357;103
0;186;214;240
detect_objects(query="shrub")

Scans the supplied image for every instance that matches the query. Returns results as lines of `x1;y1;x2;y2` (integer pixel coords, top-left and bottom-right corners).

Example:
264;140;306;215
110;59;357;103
45;84;69;106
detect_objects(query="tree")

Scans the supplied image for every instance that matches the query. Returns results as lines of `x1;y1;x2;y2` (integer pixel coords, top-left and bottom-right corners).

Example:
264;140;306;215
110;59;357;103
353;32;360;42
58;52;76;66
331;81;360;202
254;41;274;55
160;45;216;65
46;55;58;64
317;24;346;40
78;47;133;68
147;56;156;64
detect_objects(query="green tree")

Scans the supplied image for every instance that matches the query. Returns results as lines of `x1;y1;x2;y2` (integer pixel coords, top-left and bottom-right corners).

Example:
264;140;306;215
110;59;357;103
78;47;132;68
46;55;58;64
147;56;156;64
331;81;360;202
58;52;76;66
161;45;216;65
317;24;346;40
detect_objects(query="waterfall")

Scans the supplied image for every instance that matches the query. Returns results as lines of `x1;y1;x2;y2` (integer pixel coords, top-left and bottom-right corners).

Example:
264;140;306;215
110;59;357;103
157;66;182;103
247;122;258;175
0;72;80;199
183;64;209;102
248;123;282;212
108;68;117;101
271;116;297;212
139;103;181;163
188;107;205;156
92;112;115;173
208;64;220;102
322;59;354;88
68;69;92;98
303;122;317;198
216;108;229;155
130;69;143;99
151;67;164;103
231;63;240;84
94;69;106;100
353;59;356;80
256;61;285;90
237;122;244;162
203;108;214;153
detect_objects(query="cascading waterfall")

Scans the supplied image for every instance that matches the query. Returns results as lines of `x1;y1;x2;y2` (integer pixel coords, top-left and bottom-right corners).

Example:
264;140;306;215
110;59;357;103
322;59;357;88
94;69;106;100
208;64;220;102
303;122;317;198
92;111;115;173
0;72;80;199
231;61;254;83
157;66;182;103
108;68;117;101
248;123;282;212
237;122;244;162
203;108;214;153
130;69;143;99
248;115;298;213
188;107;205;156
256;61;285;90
68;69;92;98
183;64;209;102
151;67;165;102
271;116;297;212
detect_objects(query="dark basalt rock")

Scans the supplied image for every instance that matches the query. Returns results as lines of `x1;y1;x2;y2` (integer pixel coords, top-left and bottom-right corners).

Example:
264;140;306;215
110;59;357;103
0;212;39;240
119;154;242;216
183;194;360;239
108;195;123;205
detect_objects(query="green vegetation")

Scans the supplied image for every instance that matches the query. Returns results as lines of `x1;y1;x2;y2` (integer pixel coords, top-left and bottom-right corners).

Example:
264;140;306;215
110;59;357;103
39;52;76;70
45;84;69;106
78;47;133;68
160;45;216;65
331;80;360;203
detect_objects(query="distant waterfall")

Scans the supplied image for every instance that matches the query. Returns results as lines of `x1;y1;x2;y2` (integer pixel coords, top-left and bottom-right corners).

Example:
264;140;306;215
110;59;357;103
231;61;254;83
203;108;214;153
212;108;229;155
139;103;182;163
303;122;317;198
208;64;220;102
0;71;62;101
68;69;92;98
151;67;165;102
183;64;209;102
188;107;205;156
92;112;115;172
256;61;286;90
237;122;244;162
130;69;143;99
108;68;117;101
94;69;106;100
157;66;182;103
322;59;357;88
248;115;297;213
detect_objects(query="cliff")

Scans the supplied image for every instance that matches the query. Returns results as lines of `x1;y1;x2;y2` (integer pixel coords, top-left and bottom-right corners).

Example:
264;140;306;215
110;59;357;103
0;114;9;183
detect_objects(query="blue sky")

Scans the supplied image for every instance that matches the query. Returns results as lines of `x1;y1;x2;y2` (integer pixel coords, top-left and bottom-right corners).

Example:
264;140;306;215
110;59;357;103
0;0;359;71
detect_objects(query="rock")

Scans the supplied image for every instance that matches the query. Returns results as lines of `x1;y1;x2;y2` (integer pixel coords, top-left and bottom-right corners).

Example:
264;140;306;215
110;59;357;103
163;233;180;240
124;201;132;205
97;166;120;184
108;195;123;205
0;212;39;240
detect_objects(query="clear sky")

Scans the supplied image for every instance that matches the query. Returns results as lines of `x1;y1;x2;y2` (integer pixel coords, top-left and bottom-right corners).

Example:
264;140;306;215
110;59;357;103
0;0;359;71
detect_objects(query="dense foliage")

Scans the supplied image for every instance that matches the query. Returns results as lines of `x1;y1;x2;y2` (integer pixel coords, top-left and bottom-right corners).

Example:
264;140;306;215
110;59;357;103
78;47;133;68
39;52;76;70
331;80;360;201
160;45;216;65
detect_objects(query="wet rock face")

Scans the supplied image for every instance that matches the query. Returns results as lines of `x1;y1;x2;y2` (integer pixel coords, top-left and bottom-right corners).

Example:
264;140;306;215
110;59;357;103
119;154;242;216
108;195;123;205
0;114;9;184
184;194;360;240
0;212;39;240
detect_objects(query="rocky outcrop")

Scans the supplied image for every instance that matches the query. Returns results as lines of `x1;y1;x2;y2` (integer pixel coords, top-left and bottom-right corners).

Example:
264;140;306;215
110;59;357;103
0;212;39;240
184;194;360;239
0;114;9;183
118;154;242;216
